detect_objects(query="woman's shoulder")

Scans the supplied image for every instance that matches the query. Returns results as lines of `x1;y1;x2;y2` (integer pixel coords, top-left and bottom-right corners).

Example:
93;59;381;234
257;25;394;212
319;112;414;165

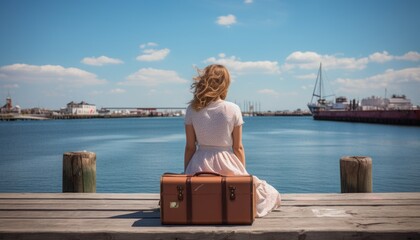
221;100;243;125
222;100;241;110
187;103;201;111
185;104;195;116
220;101;242;115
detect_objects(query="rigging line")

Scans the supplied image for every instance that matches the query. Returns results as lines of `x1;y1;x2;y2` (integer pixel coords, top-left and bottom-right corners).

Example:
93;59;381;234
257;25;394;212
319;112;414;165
310;63;322;103
322;65;336;98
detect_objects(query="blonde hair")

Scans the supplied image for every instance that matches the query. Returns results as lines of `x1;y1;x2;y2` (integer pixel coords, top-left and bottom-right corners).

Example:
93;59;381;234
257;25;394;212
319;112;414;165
189;64;231;111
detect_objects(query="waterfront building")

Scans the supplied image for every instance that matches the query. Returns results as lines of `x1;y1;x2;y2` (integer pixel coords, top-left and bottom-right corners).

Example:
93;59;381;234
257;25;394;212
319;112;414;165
0;95;21;114
361;96;387;110
387;95;412;110
360;95;413;110
65;101;97;115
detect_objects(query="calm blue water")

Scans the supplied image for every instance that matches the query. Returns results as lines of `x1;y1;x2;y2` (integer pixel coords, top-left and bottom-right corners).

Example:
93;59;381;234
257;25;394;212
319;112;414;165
0;117;419;193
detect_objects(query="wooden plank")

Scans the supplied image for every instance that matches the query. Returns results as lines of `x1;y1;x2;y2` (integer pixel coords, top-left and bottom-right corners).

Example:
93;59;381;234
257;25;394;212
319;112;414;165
0;197;418;213
0;217;418;231
1;218;419;233
0;232;417;240
0;192;419;201
268;205;420;218
1;200;419;211
280;199;420;206
0;193;159;200
0;204;158;211
1;205;420;219
0;193;420;202
283;192;420;200
0;199;158;205
1;194;419;207
0;210;159;219
1;198;418;207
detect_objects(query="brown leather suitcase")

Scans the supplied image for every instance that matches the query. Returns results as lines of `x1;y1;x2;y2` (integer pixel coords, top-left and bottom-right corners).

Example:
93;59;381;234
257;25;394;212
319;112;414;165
160;172;256;225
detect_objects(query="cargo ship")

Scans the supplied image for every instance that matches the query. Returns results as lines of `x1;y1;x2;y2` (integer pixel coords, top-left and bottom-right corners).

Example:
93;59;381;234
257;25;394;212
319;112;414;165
307;63;420;126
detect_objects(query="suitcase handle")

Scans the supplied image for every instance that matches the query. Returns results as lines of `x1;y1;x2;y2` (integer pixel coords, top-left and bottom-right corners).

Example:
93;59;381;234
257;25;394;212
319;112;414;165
163;172;184;175
193;171;223;177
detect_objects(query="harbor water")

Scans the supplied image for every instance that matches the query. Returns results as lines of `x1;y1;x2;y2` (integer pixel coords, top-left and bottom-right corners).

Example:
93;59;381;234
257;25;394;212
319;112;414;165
0;117;419;193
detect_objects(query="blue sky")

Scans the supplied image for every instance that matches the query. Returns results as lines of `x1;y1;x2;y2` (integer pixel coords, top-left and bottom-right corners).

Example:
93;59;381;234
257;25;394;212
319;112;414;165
1;0;419;111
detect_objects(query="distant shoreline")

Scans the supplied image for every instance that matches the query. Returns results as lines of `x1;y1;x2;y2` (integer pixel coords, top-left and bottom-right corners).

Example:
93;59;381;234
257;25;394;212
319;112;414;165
0;112;312;121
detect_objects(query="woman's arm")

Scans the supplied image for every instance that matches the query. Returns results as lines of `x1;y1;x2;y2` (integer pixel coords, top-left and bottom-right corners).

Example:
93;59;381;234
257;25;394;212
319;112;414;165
232;125;245;167
184;124;196;171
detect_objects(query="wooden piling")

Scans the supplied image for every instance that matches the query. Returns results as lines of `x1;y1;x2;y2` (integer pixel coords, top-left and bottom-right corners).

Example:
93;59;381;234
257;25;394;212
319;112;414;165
62;151;96;193
340;156;372;193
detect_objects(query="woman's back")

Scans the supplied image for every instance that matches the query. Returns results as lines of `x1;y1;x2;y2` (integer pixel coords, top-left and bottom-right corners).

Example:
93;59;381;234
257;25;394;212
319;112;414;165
185;100;243;147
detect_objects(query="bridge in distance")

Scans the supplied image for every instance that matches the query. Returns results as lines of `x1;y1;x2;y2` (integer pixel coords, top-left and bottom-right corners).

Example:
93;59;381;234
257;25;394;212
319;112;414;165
102;107;186;110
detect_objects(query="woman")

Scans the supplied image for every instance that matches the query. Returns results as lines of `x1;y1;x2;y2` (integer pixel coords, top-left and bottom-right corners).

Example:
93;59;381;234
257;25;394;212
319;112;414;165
184;64;281;217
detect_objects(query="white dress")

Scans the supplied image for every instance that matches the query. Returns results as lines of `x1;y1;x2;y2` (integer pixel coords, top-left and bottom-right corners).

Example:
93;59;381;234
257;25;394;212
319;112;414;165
184;99;281;217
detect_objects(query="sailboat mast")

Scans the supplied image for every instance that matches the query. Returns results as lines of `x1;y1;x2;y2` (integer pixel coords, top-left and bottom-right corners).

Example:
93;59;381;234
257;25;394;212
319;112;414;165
319;63;322;100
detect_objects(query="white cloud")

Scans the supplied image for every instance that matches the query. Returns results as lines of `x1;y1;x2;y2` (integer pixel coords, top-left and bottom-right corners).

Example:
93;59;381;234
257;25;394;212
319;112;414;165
110;88;126;94
336;67;420;92
396;51;420;61
367;51;420;63
89;90;103;96
244;0;253;4
205;53;280;74
140;42;158;49
301;84;313;90
258;89;279;96
81;56;124;66
284;51;420;71
369;51;393;63
2;83;19;88
284;51;369;70
368;50;420;62
121;68;188;86
296;73;317;80
137;48;170;61
216;14;237;27
0;64;106;86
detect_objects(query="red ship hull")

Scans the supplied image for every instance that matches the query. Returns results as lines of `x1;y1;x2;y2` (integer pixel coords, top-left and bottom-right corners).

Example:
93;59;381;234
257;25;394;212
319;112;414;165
313;109;420;126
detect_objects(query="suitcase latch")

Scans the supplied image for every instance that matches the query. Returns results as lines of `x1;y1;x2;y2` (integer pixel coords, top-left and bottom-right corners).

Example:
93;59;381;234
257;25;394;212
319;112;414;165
229;186;236;200
177;185;184;201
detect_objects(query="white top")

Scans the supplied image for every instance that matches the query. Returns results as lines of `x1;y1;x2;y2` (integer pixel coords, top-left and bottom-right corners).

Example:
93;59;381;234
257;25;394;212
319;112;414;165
184;100;244;147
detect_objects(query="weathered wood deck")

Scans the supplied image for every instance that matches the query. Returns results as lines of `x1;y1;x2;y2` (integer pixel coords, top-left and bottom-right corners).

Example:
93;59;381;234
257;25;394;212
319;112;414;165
0;192;419;240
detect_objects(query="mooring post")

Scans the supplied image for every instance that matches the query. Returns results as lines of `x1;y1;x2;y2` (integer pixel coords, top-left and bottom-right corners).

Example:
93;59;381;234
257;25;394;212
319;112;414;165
62;151;96;193
340;156;372;193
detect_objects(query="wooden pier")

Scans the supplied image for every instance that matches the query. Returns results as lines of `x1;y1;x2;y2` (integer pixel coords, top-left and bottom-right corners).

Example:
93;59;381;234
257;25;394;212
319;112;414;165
0;192;419;239
0;114;49;121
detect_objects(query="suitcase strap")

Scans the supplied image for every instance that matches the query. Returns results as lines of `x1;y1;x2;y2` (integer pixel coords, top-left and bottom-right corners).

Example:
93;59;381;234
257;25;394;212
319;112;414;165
221;177;227;224
186;177;192;224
